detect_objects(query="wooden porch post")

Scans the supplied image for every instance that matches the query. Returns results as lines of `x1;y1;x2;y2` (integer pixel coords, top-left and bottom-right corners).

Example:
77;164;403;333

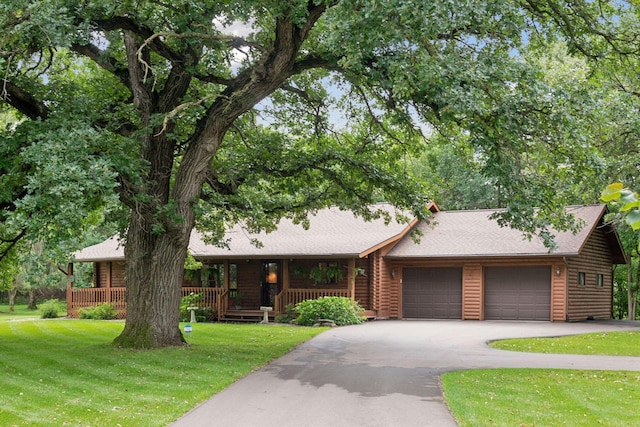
66;263;74;316
223;260;230;290
281;260;290;292
272;260;289;314
348;258;356;301
106;261;112;304
219;260;230;320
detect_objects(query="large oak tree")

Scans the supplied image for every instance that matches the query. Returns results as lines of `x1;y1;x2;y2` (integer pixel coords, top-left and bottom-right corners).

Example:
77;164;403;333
1;0;632;347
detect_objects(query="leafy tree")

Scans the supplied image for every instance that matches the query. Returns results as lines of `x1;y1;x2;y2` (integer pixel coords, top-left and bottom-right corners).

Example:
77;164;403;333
409;134;499;210
1;1;634;347
601;183;640;319
18;241;69;309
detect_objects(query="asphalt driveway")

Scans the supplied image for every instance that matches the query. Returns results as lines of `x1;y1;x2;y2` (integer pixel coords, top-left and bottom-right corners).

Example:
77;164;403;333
170;320;640;427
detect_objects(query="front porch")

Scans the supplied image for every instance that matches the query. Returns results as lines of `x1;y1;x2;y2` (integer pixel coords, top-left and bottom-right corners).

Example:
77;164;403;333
66;257;376;321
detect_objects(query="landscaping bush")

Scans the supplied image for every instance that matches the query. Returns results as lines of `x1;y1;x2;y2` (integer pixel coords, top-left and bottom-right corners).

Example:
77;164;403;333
39;299;62;319
275;303;296;324
294;296;365;326
79;303;117;320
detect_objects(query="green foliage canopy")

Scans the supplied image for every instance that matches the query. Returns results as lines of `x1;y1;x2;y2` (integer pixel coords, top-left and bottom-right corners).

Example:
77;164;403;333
1;1;634;252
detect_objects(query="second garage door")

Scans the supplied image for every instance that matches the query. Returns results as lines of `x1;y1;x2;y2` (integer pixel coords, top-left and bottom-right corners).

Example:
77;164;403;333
484;266;551;321
403;267;462;319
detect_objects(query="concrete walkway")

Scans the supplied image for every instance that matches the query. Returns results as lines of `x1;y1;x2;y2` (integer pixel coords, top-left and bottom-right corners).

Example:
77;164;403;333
170;320;640;427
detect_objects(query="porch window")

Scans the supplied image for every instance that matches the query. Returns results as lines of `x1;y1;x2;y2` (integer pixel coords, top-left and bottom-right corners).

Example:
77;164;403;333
265;262;278;284
578;272;586;286
229;263;238;295
597;274;604;287
203;263;224;287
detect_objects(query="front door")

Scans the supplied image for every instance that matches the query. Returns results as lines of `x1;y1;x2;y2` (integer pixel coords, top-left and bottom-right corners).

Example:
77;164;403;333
261;261;280;307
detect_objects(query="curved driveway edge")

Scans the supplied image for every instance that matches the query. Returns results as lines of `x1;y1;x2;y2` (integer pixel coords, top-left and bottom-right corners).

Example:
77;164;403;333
170;320;640;427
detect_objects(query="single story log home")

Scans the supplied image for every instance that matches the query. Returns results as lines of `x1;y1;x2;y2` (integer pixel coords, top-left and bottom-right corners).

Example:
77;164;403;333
68;203;626;322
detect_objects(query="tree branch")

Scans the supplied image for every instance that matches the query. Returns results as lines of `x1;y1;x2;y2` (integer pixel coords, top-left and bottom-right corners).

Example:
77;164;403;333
93;17;186;65
71;42;130;87
188;2;331;147
0;81;49;120
192;72;234;86
293;54;343;74
0;229;26;262
281;83;325;107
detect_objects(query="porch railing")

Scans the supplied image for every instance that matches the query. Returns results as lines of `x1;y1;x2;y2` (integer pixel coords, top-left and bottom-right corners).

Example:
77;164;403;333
68;287;225;320
181;287;226;321
69;286;346;320
275;288;351;313
68;287;127;319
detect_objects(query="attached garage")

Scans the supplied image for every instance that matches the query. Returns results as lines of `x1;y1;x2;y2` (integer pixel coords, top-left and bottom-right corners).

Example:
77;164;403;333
484;266;551;321
402;267;462;319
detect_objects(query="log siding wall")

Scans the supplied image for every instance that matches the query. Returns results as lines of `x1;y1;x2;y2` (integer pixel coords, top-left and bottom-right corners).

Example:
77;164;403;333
95;261;126;288
551;263;567;321
371;251;386;318
462;263;483;320
373;243;403;319
566;229;614;321
354;257;372;310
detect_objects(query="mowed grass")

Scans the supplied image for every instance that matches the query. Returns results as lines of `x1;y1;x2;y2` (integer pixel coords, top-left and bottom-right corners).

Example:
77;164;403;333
490;330;640;356
0;319;325;426
443;369;640;426
0;304;46;321
444;330;640;426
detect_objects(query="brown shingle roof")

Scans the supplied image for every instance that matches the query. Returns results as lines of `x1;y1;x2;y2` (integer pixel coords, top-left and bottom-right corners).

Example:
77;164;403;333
73;203;413;262
189;204;413;259
74;203;625;264
73;235;124;262
386;204;624;261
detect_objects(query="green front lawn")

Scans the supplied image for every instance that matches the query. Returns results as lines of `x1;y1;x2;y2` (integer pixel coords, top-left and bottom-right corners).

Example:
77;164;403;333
0;319;325;426
490;330;640;356
444;330;640;426
0;303;43;321
443;369;640;426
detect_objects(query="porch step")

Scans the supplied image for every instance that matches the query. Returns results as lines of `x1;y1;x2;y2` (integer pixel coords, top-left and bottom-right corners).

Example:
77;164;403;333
220;317;261;323
221;310;275;323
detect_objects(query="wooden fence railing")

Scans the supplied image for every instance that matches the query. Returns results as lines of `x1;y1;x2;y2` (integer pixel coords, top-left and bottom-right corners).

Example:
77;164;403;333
275;288;351;313
68;287;127;319
68;287;226;320
68;287;348;320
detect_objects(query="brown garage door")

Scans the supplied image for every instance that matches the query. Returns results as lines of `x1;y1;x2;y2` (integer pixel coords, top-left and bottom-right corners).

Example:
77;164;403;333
403;268;462;319
484;266;551;321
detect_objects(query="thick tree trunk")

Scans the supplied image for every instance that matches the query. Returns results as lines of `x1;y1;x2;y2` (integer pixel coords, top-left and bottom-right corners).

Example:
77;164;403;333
111;120;219;349
27;290;37;310
112;218;191;348
8;288;17;312
629;261;638;320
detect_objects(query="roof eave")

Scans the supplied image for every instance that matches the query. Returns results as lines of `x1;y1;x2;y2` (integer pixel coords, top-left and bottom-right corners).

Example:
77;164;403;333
359;217;420;258
194;253;362;260
73;256;125;263
576;205;628;265
385;252;581;259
